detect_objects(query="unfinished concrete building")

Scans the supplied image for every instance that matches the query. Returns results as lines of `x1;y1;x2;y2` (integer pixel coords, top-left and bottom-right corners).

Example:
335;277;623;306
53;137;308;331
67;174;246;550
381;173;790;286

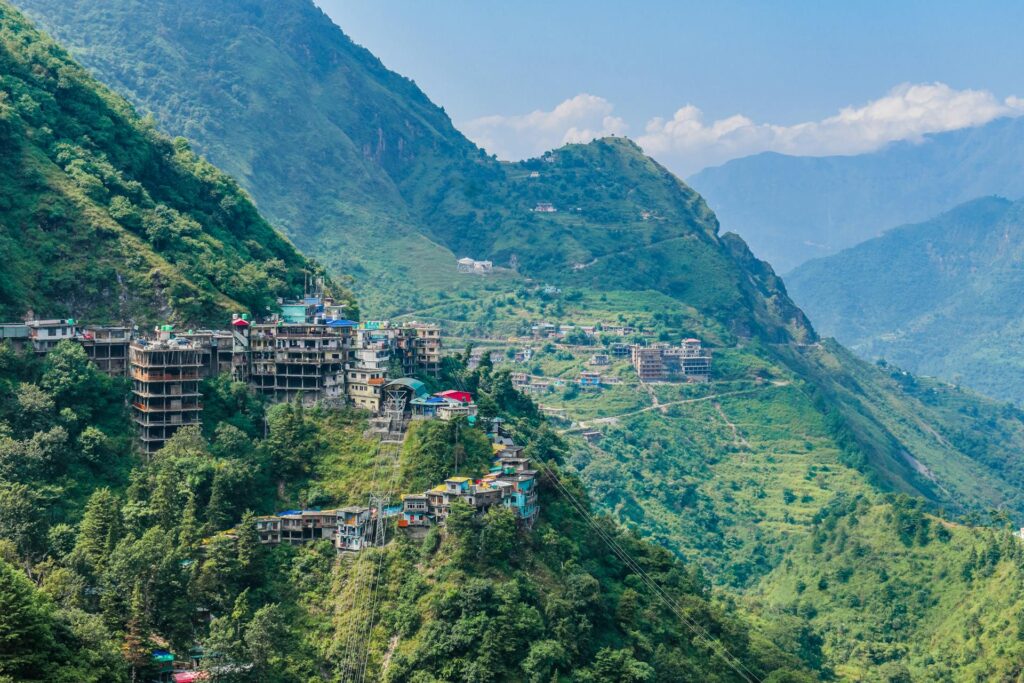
631;345;667;381
178;330;234;379
79;326;132;376
394;323;442;378
130;327;203;454
631;338;712;382
245;321;351;404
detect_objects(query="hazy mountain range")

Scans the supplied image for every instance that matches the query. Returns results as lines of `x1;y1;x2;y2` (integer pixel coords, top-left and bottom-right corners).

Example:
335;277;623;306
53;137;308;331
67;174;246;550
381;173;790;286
688;117;1024;272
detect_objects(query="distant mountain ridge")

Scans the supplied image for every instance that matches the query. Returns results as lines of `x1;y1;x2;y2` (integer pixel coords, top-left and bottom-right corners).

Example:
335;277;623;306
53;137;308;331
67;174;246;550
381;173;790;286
688;117;1024;272
786;195;1024;401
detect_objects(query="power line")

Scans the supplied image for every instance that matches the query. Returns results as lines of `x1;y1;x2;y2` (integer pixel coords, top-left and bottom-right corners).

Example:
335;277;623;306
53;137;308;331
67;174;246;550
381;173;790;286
538;463;762;683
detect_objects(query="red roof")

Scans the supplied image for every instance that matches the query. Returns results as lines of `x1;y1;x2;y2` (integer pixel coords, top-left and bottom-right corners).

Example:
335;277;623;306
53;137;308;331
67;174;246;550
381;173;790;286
231;318;250;327
174;673;207;683
436;390;473;404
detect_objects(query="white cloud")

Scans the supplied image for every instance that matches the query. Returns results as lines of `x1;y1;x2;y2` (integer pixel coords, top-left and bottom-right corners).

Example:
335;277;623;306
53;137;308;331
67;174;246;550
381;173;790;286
639;83;1024;175
462;94;628;160
461;84;1024;176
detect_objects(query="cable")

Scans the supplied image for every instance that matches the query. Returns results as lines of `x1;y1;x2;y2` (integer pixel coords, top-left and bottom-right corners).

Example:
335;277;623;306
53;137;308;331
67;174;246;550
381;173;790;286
538;462;762;683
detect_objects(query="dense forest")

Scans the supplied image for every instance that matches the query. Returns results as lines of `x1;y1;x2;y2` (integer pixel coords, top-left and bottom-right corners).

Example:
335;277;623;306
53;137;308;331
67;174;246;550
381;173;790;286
0;0;337;324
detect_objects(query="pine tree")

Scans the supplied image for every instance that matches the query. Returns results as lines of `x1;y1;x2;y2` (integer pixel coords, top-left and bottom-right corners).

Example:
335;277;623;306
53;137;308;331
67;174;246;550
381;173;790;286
76;488;121;572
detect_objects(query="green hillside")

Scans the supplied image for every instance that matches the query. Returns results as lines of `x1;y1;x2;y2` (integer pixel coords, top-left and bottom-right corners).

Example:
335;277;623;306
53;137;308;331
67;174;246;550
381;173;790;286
786;196;1024;402
11;1;1024;680
753;495;1024;680
0;1;331;325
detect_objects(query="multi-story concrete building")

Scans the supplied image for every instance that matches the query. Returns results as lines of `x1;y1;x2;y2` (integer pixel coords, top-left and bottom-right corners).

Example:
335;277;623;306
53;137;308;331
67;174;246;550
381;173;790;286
631;345;666;381
255;509;340;546
79;326;132;376
394;323;442;378
246;321;351;404
631;338;712;382
129;327;203;454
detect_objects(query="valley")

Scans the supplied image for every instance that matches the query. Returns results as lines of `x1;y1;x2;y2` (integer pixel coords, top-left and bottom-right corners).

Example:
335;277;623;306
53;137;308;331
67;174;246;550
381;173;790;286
1;0;1023;681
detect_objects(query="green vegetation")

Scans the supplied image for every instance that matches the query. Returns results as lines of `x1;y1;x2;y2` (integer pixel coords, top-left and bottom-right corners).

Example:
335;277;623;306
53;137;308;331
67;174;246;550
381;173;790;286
755;495;1024;679
788;196;1024;402
0;0;335;324
10;1;1024;680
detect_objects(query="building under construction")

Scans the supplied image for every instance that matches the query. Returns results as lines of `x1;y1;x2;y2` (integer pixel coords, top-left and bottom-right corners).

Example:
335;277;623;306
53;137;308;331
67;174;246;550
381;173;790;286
79;326;132;376
129;326;204;454
631;338;712;382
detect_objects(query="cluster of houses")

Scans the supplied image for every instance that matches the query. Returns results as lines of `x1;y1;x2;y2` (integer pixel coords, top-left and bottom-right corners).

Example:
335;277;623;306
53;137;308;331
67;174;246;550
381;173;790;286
254;431;539;554
528;321;638;341
0;297;444;452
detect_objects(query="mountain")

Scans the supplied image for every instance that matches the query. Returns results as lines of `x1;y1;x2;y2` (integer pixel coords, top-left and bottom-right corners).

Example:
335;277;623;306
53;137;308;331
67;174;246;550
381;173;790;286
0;1;324;325
15;1;1024;678
23;0;1024;578
786;196;1024;402
687;117;1024;272
13;0;811;341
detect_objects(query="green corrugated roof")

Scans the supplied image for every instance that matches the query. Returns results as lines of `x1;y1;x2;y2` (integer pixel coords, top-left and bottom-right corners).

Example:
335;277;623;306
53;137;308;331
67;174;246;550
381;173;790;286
384;377;429;398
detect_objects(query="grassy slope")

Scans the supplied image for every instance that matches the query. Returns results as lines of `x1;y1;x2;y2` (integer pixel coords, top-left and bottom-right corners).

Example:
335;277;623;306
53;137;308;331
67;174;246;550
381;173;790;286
0;1;321;324
752;497;1024;680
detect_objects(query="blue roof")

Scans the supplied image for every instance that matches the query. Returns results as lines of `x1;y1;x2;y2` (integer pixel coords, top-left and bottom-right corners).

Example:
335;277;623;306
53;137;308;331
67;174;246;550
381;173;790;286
325;319;358;327
277;509;304;516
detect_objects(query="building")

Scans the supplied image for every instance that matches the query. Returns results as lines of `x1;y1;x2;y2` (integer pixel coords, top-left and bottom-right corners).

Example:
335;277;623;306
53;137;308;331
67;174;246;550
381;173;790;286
457;257;493;274
79;326;131;376
578;371;602;389
177;329;234;379
513;347;534;364
663;338;712;381
631;338;712;382
398;494;430;529
631;345;666;381
26;318;77;353
588;353;610;366
406;452;540;529
533;202;557;213
610;343;631;358
255;509;341;546
336;506;373;551
129;327;203;454
394;323;442;378
0;323;29;352
246;320;350;404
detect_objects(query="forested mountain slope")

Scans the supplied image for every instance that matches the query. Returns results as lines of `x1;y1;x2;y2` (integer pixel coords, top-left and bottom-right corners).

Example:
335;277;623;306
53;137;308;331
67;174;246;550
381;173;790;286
13;0;811;338
0;1;321;325
787;196;1024;402
21;0;1024;563
12;2;1024;680
688;117;1024;272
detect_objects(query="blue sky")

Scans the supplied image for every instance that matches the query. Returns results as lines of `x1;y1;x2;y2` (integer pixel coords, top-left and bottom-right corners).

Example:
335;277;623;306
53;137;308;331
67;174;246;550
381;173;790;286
317;1;1024;175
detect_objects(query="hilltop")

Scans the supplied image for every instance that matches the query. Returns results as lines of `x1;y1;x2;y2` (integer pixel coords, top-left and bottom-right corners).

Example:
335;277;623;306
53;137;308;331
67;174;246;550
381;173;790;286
688;117;1024;272
786;196;1024;402
13;0;809;344
0;1;328;325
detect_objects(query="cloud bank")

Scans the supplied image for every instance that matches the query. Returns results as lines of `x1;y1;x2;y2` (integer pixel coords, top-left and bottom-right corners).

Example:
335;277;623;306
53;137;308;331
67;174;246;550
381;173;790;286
462;83;1024;176
462;94;628;161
